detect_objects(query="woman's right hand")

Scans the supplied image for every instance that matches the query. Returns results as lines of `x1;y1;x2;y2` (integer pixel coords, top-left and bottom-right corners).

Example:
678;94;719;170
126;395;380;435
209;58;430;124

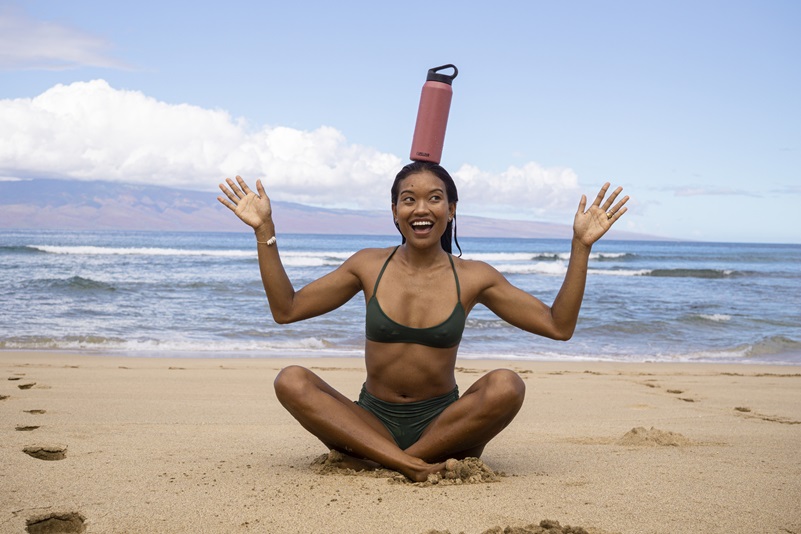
217;176;273;230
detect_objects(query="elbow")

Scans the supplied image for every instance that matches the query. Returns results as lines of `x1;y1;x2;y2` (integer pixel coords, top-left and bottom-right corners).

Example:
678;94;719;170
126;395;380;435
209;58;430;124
552;331;574;342
270;308;294;325
544;312;576;341
546;324;575;341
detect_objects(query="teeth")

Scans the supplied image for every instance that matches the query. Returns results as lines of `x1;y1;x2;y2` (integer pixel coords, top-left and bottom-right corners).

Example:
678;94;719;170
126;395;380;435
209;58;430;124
412;221;432;227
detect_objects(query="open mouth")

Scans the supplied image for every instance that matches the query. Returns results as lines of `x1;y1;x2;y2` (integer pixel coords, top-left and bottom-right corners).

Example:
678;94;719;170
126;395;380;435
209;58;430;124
411;220;434;234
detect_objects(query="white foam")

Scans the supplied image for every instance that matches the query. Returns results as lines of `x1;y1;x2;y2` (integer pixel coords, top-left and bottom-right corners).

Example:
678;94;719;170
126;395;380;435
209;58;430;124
588;268;651;276
465;251;625;262
496;262;568;275
462;252;549;262
700;314;732;322
30;245;254;257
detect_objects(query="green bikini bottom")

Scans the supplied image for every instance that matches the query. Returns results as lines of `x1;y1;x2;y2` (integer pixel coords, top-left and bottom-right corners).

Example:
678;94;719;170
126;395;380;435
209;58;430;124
355;384;460;450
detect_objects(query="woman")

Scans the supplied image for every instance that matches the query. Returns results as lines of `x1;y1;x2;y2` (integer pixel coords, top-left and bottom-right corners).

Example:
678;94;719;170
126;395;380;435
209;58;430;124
218;161;628;482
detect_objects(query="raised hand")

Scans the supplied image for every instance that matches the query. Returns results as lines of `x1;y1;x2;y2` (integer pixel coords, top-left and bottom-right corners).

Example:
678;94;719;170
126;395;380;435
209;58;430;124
573;182;629;247
217;176;272;230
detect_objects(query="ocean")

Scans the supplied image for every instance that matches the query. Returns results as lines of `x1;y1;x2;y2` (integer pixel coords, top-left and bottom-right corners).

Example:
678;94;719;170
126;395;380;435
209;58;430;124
1;229;799;365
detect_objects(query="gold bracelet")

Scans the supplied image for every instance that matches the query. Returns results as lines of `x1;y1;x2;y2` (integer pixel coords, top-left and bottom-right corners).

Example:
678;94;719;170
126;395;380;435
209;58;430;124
256;236;277;246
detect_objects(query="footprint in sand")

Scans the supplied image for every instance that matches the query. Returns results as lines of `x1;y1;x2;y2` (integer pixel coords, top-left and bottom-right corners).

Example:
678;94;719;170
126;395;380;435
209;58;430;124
733;406;801;425
16;425;41;432
26;512;86;534
8;376;22;381
24;409;46;414
23;444;67;461
18;382;37;390
0;394;9;400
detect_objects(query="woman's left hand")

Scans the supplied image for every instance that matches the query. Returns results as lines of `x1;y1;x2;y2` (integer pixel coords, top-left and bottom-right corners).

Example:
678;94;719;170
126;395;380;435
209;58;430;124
573;183;629;247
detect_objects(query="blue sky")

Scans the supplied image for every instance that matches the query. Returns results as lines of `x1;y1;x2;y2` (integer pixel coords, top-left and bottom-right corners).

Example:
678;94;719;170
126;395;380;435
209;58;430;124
1;0;799;243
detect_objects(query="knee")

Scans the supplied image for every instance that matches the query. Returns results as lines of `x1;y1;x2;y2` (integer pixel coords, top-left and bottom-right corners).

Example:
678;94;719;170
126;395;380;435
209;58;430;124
273;365;313;403
485;369;526;412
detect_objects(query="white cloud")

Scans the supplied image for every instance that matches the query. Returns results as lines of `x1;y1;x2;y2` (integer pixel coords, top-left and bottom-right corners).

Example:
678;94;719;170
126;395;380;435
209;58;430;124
0;8;126;70
0;79;583;216
454;162;581;218
673;186;758;197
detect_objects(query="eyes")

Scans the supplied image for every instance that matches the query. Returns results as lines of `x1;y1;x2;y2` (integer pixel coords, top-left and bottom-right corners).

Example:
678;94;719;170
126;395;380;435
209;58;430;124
401;194;443;204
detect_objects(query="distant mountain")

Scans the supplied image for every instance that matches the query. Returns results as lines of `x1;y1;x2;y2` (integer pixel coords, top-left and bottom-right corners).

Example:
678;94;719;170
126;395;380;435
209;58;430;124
0;178;654;240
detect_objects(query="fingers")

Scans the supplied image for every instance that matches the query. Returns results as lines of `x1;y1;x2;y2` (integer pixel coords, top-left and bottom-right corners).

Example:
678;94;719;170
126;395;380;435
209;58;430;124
219;175;261;204
609;194;630;214
605;193;630;224
607;206;628;223
592;182;611;207
217;195;236;211
601;185;624;211
236;175;254;196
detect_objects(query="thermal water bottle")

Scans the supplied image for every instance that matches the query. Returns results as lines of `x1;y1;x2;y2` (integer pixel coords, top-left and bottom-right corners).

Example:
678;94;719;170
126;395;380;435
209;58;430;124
410;64;458;164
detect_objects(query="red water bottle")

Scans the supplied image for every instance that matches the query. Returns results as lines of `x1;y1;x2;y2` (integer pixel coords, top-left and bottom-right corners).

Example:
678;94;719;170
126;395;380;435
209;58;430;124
410;64;458;164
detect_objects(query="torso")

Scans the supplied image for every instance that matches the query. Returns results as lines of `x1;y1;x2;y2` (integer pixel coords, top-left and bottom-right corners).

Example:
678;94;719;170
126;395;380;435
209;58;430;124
366;246;465;349
357;245;475;402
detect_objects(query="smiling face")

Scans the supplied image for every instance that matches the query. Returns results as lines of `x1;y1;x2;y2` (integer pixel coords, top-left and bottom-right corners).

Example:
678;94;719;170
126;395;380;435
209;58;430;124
392;171;456;248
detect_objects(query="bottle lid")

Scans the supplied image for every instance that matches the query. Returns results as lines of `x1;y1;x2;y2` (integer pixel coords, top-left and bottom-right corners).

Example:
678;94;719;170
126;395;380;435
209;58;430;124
426;64;458;85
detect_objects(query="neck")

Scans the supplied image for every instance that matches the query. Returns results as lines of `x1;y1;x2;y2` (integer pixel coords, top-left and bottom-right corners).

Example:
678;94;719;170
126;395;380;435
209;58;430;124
398;243;448;268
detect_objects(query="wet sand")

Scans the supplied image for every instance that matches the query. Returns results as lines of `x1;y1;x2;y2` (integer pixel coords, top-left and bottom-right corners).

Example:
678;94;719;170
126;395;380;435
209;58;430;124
1;351;800;533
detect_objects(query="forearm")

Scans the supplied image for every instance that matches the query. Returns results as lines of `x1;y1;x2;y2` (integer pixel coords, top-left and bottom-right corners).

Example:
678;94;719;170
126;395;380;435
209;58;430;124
549;238;592;339
254;221;297;323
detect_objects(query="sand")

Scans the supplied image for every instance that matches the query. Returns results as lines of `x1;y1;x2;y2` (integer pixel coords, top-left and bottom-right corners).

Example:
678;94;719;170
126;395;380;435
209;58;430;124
1;352;800;534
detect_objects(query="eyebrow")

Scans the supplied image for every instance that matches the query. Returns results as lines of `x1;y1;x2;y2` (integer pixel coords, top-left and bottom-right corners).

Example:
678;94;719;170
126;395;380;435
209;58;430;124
400;187;445;196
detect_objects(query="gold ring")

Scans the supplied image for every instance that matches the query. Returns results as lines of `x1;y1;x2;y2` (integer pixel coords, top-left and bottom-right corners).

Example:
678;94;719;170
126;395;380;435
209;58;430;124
606;212;614;219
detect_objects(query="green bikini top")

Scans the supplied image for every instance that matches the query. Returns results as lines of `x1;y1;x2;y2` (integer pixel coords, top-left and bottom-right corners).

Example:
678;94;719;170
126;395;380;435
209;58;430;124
365;246;466;349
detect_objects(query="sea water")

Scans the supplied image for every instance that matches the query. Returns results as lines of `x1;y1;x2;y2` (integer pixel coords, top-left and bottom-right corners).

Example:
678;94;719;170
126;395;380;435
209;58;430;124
1;230;799;365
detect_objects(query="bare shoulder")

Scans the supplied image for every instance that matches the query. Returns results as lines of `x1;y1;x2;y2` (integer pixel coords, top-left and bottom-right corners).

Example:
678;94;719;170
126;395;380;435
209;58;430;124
451;255;506;290
452;255;536;313
342;246;396;272
452;255;502;275
348;246;396;262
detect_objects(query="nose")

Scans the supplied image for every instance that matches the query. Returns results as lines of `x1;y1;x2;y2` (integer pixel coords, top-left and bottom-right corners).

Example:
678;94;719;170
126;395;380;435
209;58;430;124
413;199;430;214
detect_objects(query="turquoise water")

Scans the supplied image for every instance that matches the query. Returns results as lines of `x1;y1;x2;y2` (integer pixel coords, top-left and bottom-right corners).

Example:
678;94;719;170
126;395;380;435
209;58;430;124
1;230;799;364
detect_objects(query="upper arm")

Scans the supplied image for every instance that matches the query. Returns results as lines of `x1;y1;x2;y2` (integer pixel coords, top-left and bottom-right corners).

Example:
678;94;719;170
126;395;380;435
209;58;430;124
472;262;563;339
277;251;365;323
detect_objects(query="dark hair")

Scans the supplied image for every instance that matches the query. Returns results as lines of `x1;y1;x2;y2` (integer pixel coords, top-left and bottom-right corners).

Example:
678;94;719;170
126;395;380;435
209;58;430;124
391;161;461;256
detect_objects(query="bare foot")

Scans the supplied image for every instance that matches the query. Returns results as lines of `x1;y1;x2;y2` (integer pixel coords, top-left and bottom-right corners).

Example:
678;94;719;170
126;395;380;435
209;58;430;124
326;449;381;472
404;458;447;483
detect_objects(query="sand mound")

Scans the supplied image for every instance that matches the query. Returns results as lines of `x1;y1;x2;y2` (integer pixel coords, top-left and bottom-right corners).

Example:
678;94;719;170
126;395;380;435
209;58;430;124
310;451;397;479
427;519;591;534
413;457;501;486
617;426;692;446
310;452;501;486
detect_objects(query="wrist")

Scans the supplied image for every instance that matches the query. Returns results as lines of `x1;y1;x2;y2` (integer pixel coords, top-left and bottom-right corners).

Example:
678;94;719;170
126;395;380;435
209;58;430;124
571;236;592;255
254;221;275;242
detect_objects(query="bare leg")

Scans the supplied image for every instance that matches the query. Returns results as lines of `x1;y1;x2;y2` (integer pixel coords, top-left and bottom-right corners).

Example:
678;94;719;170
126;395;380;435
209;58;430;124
405;369;525;462
273;365;446;482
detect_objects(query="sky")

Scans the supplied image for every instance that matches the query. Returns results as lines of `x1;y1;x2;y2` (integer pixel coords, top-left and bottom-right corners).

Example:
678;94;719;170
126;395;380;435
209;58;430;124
0;0;799;243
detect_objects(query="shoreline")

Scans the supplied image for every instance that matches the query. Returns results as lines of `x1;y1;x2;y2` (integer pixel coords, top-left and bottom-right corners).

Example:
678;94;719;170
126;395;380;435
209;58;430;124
2;351;800;533
2;348;800;367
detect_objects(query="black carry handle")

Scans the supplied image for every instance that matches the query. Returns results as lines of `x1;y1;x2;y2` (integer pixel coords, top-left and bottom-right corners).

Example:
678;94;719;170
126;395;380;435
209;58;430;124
426;64;458;85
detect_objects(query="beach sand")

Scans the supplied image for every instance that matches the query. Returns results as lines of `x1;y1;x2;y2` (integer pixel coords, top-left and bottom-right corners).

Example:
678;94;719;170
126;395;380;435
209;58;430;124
1;352;800;534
